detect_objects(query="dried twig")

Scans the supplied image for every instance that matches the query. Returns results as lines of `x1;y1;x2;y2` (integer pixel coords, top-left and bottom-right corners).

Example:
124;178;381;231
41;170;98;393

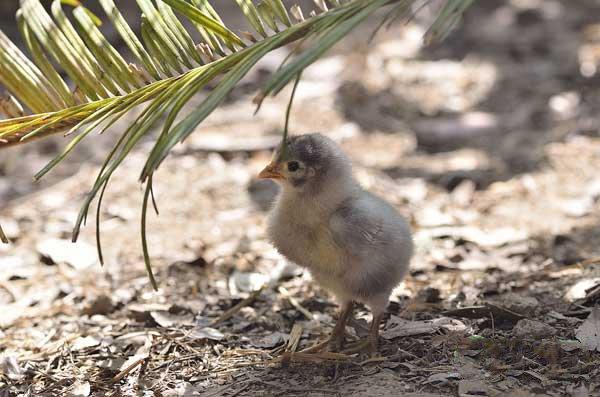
280;323;303;366
150;353;205;372
279;351;351;363
286;324;303;353
111;357;146;383
298;339;331;354
278;286;315;320
211;287;264;327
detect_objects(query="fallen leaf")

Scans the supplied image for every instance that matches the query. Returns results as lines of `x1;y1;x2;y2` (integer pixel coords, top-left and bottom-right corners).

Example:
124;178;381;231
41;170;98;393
37;238;97;269
0;255;35;281
565;279;600;302
114;332;154;349
228;270;270;294
150;311;194;328
190;327;224;341
424;372;461;384
0;355;23;380
575;307;600;352
71;336;101;351
127;303;171;323
443;303;525;324
381;315;438;340
98;357;127;371
250;332;288;348
559;339;582;352
432;317;467;332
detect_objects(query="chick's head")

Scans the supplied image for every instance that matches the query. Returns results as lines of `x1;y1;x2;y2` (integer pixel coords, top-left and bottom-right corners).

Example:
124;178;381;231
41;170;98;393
258;133;350;193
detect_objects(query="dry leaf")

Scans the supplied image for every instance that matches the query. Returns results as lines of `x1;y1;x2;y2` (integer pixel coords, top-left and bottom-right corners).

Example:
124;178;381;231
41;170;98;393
0;355;23;380
150;311;194;328
381;315;438;340
37;238;97;269
190;327;225;341
425;372;461;384
565;279;600;302
575;307;600;352
71;336;101;351
228;271;270;294
250;332;288;348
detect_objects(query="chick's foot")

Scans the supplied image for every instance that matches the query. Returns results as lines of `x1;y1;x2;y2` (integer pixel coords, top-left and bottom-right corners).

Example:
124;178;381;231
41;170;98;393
342;312;383;354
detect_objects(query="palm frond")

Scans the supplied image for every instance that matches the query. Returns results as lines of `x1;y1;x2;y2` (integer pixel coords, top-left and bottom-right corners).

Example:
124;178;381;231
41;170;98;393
0;0;474;286
0;222;7;243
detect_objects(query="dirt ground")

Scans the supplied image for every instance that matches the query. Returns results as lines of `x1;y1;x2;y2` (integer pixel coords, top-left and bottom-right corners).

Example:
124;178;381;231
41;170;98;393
2;1;600;396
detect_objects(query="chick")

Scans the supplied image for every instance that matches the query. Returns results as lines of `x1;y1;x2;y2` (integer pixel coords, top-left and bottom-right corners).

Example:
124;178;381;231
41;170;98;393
259;133;413;352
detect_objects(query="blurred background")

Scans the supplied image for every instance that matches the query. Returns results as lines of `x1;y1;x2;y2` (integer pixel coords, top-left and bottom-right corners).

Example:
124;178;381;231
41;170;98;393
2;0;600;203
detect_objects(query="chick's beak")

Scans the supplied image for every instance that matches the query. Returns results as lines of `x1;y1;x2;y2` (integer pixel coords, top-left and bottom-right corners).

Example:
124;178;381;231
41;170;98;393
258;162;284;180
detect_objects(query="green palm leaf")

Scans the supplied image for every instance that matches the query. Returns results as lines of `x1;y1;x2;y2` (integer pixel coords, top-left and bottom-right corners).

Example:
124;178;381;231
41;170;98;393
0;0;474;287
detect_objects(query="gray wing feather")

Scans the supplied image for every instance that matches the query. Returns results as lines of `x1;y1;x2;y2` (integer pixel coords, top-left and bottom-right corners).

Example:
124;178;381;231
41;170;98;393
329;191;413;298
330;192;410;255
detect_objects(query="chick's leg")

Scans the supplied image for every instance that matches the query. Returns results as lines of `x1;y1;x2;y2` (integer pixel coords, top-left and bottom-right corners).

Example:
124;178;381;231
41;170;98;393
329;301;354;351
343;307;385;354
367;311;384;352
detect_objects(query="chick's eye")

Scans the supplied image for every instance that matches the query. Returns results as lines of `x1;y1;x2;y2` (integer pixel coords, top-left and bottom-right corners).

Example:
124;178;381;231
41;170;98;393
287;161;300;172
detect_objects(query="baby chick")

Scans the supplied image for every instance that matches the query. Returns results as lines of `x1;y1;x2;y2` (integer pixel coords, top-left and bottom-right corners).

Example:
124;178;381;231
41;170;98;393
259;133;413;352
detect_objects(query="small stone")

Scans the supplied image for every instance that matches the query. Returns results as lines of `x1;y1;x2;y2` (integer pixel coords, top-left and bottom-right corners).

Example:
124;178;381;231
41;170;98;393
512;319;556;339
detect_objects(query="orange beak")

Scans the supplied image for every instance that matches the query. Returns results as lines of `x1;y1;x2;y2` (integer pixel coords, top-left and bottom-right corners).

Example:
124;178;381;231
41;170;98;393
258;162;284;180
